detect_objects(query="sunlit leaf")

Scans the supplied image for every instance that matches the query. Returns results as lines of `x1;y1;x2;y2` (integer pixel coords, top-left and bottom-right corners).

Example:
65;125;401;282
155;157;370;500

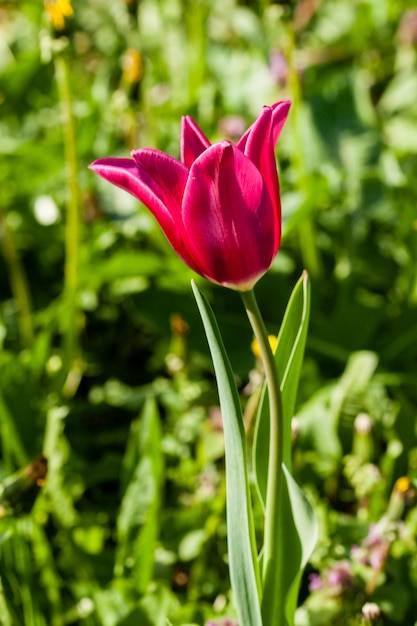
254;271;311;507
192;281;262;626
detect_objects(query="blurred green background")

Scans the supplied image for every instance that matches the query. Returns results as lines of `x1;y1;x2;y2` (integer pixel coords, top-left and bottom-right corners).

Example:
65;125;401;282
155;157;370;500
0;0;417;624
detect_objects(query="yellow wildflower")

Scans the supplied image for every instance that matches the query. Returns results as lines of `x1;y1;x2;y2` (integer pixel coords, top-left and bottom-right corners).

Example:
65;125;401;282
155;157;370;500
251;335;277;359
394;476;411;494
44;0;74;31
122;49;143;84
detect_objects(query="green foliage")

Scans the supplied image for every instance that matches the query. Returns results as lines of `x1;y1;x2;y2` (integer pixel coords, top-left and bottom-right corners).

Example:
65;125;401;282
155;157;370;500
192;282;262;626
0;0;416;624
254;271;311;504
253;272;317;625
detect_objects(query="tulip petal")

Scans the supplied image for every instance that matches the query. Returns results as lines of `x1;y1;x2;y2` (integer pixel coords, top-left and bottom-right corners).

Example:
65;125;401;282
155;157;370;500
89;155;198;268
131;148;188;217
89;157;152;201
180;116;211;167
181;142;276;289
238;102;290;253
239;109;281;252
270;100;291;144
238;101;290;152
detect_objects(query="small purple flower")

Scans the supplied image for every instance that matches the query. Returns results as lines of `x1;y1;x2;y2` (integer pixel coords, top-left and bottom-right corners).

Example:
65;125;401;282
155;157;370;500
363;524;389;569
326;560;353;589
308;560;354;598
269;49;289;87
351;544;368;565
351;523;391;574
308;572;323;592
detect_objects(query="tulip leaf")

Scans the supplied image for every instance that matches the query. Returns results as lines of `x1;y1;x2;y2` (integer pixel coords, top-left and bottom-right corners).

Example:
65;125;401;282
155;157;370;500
260;462;318;625
270;464;318;626
253;272;317;625
192;281;262;626
254;270;311;507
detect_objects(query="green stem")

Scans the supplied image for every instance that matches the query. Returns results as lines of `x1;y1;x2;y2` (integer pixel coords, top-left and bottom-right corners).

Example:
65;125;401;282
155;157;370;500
240;288;284;623
0;206;33;348
54;54;81;383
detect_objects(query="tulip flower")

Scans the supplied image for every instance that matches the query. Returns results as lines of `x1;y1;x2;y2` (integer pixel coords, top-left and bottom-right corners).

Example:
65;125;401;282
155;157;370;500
90;102;317;626
89;101;290;290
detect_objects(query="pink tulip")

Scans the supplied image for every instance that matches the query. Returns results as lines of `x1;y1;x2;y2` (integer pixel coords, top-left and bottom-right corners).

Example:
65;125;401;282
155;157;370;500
89;101;290;290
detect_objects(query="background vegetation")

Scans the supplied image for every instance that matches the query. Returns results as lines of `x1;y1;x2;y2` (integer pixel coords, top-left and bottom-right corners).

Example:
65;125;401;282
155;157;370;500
0;0;417;624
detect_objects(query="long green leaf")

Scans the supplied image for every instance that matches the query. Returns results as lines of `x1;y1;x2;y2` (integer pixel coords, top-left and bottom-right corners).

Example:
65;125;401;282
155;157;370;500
280;465;318;625
192;281;262;626
261;463;318;626
253;272;317;626
254;271;311;507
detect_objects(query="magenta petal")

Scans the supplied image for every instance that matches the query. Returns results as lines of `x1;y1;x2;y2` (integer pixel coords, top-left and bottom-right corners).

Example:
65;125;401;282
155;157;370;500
89;156;193;265
181;142;276;289
270;100;291;144
180;116;211;167
271;100;291;148
89;157;154;201
238;103;290;252
239;109;281;251
239;106;275;169
237;100;290;152
131;148;188;217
